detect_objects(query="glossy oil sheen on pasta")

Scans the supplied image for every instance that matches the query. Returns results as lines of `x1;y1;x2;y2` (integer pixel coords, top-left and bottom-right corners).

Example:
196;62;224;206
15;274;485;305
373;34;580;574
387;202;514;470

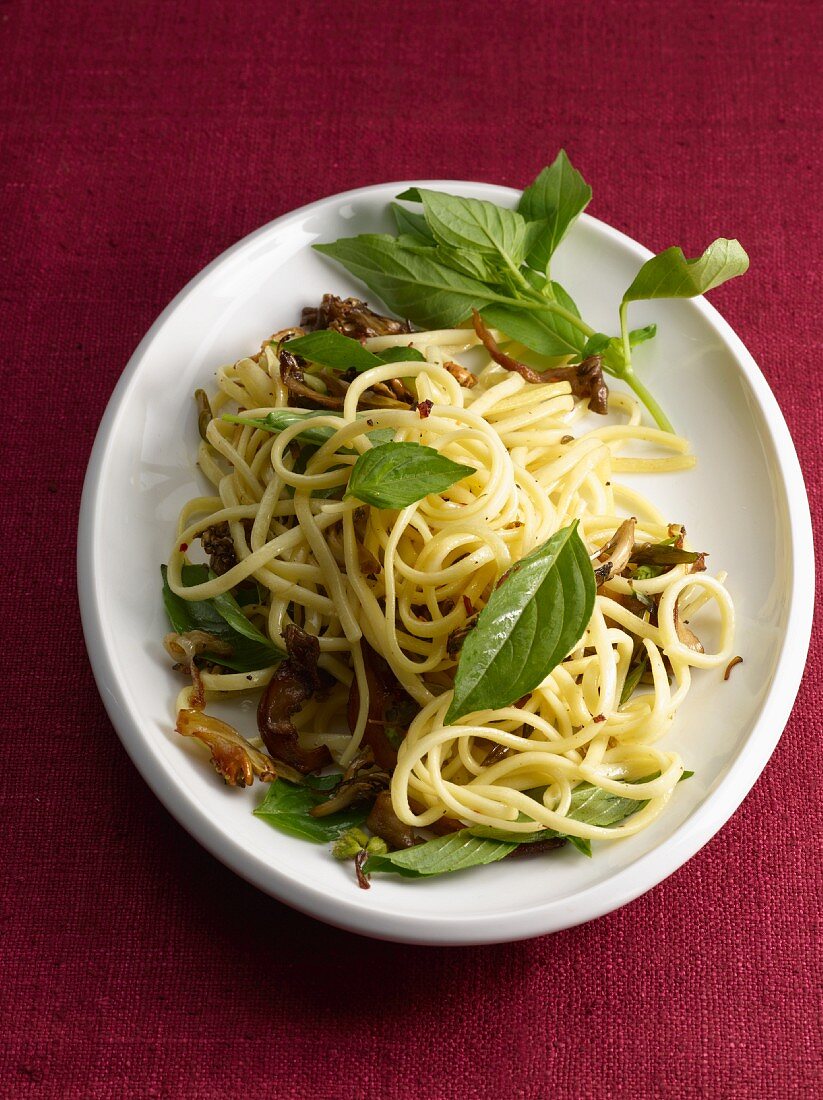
165;327;735;844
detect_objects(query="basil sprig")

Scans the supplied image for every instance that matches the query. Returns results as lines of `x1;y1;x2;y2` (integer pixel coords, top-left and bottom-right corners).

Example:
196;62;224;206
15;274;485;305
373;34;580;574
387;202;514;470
161;564;282;672
345;441;475;510
445;521;595;724
314;150;749;432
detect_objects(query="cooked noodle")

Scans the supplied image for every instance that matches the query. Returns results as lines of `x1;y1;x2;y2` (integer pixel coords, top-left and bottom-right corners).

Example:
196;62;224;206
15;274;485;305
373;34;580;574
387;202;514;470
166;327;734;843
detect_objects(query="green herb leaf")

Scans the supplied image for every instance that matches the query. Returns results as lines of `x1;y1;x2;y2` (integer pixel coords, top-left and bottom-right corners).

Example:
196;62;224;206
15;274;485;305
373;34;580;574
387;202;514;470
518;150;593;272
281;330;426;373
414;188;530;266
346;441;475;510
254;777;366;842
224;409;395;452
363;830;517;877
313;234;500;329
391;201;434;243
445;521;595;723
224;408;340;448
161;564;283;672
629;323;657;347
581;332;613;358
374;346;426;366
620;656;649;705
480;302;586;358
622;239;749;303
283;330;380;372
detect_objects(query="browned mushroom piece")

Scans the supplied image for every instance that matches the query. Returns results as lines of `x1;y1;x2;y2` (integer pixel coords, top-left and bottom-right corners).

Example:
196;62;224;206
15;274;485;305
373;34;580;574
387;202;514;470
309;750;390;818
257;625;331;773
471;310;609;414
444;360;478;388
200;522;238;576
366;791;417;849
672;599;705;653
176;709;278;787
346;642;418;770
301;294;412;341
163;630;233;710
593;517;637;585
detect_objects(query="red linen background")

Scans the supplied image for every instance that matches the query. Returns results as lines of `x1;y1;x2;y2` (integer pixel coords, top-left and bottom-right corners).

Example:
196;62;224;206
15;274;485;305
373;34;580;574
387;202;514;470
2;1;820;1096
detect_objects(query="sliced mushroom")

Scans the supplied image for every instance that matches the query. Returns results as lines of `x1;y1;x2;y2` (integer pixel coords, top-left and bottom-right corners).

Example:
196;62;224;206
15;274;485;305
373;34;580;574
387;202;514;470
309;751;390;818
366;791;418;849
176;709;278;787
346;642;417;770
673;598;704;653
257;625;331;773
593;518;636;585
164;630;233;710
300;294;412;341
444;360;478;388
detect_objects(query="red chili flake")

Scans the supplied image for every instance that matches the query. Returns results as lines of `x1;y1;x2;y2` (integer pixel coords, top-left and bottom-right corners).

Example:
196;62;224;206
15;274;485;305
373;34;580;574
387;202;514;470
593;714;606;723
462;595;474;615
179;543;189;552
416;399;433;419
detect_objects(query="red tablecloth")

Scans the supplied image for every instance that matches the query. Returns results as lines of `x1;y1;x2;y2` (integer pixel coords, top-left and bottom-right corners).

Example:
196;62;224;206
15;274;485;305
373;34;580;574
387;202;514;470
3;1;820;1096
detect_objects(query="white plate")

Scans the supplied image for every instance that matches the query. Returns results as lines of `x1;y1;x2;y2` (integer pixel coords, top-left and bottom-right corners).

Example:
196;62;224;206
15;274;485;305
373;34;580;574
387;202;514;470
78;182;814;945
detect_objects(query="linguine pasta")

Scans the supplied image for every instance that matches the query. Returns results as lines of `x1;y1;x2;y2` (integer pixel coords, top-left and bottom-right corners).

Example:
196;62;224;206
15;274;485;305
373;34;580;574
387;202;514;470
165;324;735;850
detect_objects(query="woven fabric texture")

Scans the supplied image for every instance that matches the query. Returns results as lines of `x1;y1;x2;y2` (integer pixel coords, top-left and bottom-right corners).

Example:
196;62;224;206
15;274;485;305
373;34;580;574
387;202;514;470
1;1;820;1097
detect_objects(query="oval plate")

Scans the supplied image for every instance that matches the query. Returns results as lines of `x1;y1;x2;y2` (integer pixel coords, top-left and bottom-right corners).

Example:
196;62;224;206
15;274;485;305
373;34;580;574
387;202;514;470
78;182;814;945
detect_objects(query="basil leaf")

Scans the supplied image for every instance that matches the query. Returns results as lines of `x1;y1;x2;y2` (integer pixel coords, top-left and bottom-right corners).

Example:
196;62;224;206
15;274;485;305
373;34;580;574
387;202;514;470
346;441;475;510
445;521;595;723
629;323;657;347
480;302;586;358
224;409;339;448
161;565;283;672
363;830;517;877
254;777;366;842
390;201;434;243
224;410;396;451
470;777;653;846
622;239;749;303
283;330;380;372
313;234;500;329
581;332;613;358
414;188;530;266
282;329;426;373
620;656;648;704
374;346;426;366
518;150;592;272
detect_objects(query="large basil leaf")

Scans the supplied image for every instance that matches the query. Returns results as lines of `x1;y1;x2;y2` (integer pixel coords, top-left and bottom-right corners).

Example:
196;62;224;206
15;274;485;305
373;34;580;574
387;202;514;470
346;441;475;510
161;564;282;672
622;239;749;303
518;150;592;272
254;776;366;842
445;521;595;723
313;234;500;328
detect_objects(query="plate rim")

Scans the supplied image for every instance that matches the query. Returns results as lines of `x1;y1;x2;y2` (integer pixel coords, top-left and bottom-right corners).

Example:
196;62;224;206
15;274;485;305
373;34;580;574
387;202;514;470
78;179;815;945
